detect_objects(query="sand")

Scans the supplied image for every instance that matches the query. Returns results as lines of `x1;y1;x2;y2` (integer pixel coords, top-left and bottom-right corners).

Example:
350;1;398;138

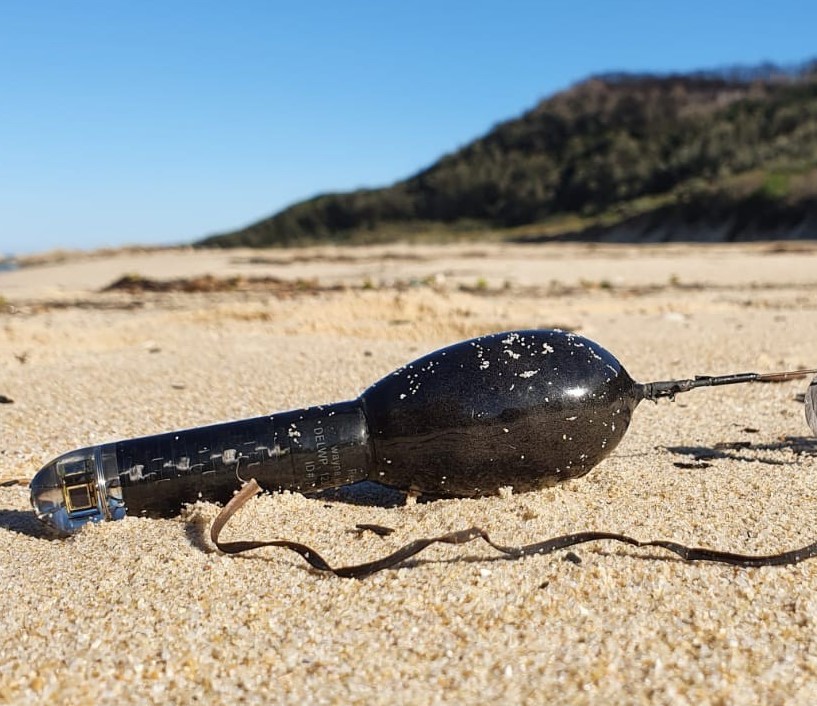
2;241;817;704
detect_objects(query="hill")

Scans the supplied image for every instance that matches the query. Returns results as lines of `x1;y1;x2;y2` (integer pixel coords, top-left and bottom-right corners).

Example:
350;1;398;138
199;62;817;247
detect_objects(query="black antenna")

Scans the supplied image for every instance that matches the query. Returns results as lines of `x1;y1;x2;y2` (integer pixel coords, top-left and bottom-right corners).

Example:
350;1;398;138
638;369;817;401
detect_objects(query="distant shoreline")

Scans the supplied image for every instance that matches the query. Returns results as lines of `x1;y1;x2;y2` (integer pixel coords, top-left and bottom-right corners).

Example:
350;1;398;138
0;244;189;269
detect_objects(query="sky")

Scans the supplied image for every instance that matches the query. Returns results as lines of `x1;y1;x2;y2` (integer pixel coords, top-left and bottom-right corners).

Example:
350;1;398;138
2;1;817;255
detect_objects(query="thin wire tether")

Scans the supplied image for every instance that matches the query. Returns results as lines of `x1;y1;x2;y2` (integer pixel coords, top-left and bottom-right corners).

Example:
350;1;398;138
638;368;817;401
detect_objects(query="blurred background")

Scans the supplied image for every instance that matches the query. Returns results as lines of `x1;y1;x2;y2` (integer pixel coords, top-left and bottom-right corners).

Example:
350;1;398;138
2;0;817;257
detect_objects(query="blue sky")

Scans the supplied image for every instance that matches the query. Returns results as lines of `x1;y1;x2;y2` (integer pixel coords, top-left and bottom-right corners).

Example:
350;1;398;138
2;0;816;255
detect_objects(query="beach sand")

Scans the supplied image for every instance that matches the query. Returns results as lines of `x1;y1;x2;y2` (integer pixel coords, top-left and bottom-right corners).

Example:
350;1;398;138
2;241;817;704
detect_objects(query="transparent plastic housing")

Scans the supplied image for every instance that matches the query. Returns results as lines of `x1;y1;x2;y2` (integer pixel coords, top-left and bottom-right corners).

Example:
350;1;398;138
30;444;125;534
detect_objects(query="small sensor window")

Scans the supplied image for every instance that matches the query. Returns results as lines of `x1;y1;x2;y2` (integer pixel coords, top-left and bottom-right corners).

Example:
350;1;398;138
65;483;95;512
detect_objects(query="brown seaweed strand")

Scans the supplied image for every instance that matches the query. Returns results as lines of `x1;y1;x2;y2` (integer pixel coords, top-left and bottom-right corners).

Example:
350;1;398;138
210;479;817;578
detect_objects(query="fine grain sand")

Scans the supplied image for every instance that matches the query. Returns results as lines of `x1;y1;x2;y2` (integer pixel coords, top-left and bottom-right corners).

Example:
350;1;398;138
2;241;817;704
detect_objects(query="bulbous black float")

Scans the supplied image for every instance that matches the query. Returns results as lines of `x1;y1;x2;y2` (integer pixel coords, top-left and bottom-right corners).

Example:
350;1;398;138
30;329;816;537
364;329;638;496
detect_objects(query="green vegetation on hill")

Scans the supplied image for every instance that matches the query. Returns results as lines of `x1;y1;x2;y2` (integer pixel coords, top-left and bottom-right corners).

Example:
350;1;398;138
200;63;817;247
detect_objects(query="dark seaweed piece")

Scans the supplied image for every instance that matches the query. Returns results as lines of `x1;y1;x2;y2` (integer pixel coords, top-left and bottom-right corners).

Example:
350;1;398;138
211;480;817;579
355;524;395;537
